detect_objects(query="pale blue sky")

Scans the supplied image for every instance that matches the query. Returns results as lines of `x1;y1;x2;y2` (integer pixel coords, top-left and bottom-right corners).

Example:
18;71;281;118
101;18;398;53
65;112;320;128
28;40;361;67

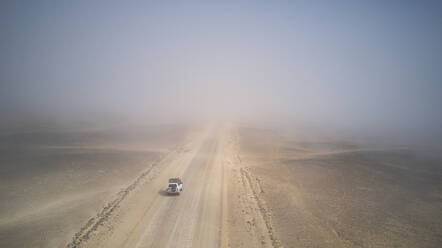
1;1;441;141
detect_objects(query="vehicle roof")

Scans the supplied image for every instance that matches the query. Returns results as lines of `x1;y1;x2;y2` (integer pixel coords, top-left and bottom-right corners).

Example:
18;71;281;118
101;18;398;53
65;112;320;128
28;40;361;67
169;178;182;183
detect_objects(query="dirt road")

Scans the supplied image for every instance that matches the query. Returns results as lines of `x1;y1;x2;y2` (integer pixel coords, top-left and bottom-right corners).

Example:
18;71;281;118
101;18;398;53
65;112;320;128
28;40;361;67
69;126;225;248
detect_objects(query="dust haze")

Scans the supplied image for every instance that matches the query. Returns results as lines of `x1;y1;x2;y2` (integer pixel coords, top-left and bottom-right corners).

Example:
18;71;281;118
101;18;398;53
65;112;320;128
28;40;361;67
1;1;442;248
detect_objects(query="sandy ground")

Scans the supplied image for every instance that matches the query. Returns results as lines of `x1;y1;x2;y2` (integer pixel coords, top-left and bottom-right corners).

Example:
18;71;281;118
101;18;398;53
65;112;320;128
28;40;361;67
231;125;442;248
0;124;195;248
1;124;442;247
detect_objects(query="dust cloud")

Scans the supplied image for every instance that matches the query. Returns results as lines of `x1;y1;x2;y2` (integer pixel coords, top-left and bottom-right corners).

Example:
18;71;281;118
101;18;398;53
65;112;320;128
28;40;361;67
1;1;441;145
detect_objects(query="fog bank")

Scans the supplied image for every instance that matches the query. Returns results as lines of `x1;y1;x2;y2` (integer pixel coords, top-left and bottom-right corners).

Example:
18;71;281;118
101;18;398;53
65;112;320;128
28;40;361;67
1;1;442;144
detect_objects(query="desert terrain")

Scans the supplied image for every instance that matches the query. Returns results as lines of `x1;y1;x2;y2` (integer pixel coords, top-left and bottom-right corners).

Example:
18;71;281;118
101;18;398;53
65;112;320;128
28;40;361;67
1;124;441;248
229;126;442;248
3;1;442;247
0;124;195;247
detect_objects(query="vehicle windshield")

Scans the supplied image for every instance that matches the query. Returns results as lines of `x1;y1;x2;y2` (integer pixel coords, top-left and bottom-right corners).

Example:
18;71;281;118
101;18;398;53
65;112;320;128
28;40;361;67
168;184;177;188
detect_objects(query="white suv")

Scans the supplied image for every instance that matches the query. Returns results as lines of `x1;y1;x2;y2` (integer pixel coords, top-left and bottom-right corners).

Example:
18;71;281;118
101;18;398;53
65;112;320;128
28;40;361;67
167;178;183;194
